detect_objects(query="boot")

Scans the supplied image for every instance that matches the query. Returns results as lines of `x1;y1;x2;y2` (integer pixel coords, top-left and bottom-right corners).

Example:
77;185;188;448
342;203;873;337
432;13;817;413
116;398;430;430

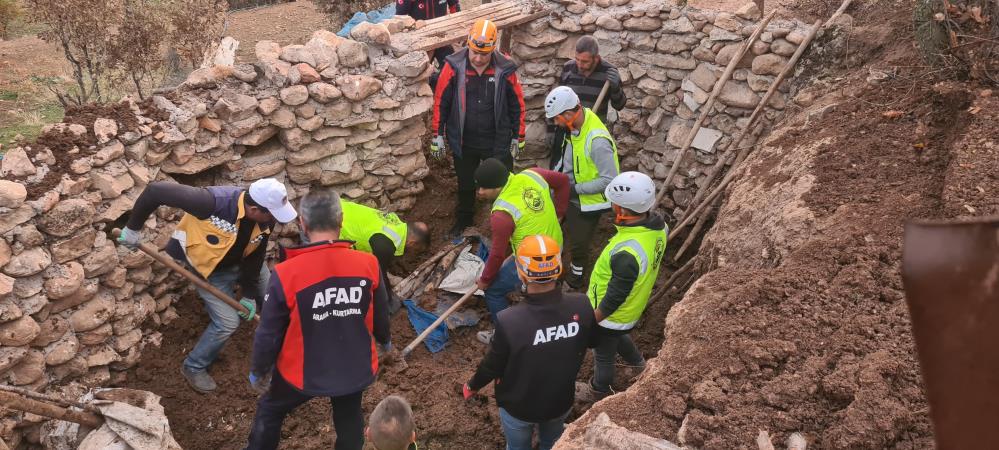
181;366;217;393
574;378;612;403
476;329;495;345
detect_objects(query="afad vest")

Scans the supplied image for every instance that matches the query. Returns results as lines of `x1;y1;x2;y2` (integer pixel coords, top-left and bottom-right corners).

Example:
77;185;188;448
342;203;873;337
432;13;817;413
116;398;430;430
491;169;564;251
170;187;270;278
339;200;408;257
588;224;668;330
568;108;620;212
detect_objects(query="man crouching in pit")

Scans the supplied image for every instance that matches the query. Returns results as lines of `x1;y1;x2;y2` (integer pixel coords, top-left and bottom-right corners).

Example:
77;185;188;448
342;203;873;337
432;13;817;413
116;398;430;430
246;188;392;450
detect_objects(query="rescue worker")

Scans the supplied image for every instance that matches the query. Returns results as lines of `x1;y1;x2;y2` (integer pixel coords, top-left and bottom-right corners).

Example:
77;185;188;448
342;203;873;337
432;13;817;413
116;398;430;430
116;178;297;393
395;0;460;68
545;85;620;290
550;35;626;169
463;235;596;450
431;18;527;240
472;158;570;344
338;200;431;310
577;172;668;401
366;395;417;450
246;188;391;450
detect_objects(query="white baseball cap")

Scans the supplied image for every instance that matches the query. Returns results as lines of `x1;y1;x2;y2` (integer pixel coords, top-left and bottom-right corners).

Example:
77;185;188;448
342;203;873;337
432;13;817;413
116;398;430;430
248;178;297;223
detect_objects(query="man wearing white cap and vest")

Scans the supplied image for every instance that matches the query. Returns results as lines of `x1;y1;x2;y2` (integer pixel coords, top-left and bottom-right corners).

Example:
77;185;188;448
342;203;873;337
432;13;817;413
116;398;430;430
577;172;667;401
337;200;430;312
544;86;620;290
117;178;297;393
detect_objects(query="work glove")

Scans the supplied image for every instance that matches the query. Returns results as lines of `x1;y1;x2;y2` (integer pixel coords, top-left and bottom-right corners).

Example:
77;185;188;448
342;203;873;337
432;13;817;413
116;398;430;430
462;383;477;401
248;371;271;394
238;297;256;321
117;227;142;250
430;135;445;160
509;139;525;159
605;67;622;90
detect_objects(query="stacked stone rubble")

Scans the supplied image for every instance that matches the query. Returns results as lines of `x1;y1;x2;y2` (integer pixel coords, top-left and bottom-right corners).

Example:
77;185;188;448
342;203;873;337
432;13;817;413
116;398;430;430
0;15;433;446
509;0;811;214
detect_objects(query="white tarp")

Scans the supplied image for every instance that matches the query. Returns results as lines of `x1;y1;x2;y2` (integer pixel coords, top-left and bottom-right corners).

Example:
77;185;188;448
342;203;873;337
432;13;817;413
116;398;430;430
438;251;485;296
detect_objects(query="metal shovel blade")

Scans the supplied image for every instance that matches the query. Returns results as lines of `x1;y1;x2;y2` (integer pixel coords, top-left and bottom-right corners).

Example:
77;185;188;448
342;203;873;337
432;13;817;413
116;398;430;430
902;217;999;449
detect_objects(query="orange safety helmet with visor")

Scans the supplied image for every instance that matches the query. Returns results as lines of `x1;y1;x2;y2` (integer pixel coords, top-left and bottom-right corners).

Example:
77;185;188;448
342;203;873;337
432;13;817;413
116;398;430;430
468;19;498;54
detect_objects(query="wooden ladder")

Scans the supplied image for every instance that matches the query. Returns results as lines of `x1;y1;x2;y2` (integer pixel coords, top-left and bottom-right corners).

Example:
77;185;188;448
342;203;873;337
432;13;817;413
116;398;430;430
390;1;550;53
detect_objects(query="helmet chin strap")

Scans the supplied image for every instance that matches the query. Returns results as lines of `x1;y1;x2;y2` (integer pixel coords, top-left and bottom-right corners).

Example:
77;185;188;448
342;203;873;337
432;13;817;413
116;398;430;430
613;204;642;223
558;108;583;133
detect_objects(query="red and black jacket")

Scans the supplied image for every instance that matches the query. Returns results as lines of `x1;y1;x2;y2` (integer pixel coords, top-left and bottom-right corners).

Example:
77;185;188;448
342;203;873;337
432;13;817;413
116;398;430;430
432;48;526;159
251;240;391;397
396;0;458;21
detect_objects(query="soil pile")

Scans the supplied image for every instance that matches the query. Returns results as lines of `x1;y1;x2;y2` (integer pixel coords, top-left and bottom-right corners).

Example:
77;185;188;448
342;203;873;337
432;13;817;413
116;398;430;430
559;0;996;448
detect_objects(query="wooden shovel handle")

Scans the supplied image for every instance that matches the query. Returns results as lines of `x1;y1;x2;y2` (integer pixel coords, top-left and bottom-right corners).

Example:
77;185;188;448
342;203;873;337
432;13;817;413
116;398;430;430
112;228;259;322
401;287;478;358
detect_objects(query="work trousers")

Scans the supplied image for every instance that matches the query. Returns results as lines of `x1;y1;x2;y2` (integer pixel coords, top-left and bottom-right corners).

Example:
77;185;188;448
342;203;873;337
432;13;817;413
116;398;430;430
453;146;513;226
246;374;365;450
564;203;606;288
591;330;644;394
498;407;571;450
184;264;269;373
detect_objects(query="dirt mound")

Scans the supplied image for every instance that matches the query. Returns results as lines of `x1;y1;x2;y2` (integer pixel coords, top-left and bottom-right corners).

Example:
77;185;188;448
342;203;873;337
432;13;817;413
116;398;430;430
559;1;992;448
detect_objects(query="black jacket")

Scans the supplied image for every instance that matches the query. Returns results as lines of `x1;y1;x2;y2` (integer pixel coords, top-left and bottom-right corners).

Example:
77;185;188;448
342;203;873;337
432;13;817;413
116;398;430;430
468;289;596;422
395;0;459;21
432;48;526;159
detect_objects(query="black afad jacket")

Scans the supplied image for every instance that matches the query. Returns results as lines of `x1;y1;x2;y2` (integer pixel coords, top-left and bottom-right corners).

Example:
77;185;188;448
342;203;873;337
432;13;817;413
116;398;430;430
468;289;596;422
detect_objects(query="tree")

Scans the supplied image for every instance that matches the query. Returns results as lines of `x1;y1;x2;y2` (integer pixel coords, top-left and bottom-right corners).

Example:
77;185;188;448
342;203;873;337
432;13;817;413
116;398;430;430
0;0;19;40
27;0;229;105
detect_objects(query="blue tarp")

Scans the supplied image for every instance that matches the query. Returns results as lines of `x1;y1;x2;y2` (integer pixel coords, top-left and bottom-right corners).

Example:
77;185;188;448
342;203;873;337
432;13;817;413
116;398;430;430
403;299;449;353
337;3;397;37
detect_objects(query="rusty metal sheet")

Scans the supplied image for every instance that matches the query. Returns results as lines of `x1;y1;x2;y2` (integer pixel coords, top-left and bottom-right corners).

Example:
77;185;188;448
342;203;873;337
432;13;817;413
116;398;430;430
902;217;999;449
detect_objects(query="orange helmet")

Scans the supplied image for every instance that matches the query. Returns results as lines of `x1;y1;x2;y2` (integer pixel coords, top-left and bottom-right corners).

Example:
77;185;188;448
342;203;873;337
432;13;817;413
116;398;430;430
468;19;498;53
515;235;562;283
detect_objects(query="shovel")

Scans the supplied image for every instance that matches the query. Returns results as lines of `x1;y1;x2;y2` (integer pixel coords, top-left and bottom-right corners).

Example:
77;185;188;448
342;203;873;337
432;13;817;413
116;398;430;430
111;228;258;322
902;217;999;449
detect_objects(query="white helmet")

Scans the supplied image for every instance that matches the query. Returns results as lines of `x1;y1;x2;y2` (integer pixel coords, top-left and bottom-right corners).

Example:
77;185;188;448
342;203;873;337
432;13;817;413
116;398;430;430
605;172;656;213
544;86;580;119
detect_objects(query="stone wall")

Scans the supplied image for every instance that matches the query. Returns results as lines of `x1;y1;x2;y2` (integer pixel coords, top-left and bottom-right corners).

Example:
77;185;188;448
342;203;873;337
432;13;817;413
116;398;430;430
0;16;432;447
508;0;811;214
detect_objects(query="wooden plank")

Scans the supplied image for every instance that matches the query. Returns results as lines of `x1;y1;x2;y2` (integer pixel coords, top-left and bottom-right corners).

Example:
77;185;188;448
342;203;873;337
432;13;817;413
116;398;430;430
408;9;548;52
409;2;517;35
402;6;523;42
390;1;530;52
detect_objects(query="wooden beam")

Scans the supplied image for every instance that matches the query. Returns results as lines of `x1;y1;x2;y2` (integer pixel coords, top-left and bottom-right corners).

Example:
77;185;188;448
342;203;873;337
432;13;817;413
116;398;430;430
408;9;548;52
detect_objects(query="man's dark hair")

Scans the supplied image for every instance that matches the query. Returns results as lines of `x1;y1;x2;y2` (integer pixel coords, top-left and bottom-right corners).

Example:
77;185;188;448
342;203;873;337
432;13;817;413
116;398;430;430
299;188;342;232
244;191;268;213
408;222;431;249
575;35;600;56
368;395;415;450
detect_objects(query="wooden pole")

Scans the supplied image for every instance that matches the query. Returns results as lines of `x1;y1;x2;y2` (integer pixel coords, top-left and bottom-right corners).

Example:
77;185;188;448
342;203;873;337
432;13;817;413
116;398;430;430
401;287;478;358
0;391;103;429
674;194;722;261
673;20;823;233
592;80;611;113
654;10;776;209
0;384;98;413
824;0;853;28
649;257;696;306
112;229;258;322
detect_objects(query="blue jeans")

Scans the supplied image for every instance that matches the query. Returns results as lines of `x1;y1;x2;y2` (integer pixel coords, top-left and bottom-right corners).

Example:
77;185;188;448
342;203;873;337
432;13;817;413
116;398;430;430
498;407;570;450
183;264;269;372
483;258;520;323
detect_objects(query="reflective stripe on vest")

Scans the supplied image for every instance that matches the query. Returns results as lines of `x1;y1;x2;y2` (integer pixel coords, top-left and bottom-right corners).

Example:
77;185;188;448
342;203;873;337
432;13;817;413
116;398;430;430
570;108;620;212
588;224;668;330
491;169;564;251
340;200;408;257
